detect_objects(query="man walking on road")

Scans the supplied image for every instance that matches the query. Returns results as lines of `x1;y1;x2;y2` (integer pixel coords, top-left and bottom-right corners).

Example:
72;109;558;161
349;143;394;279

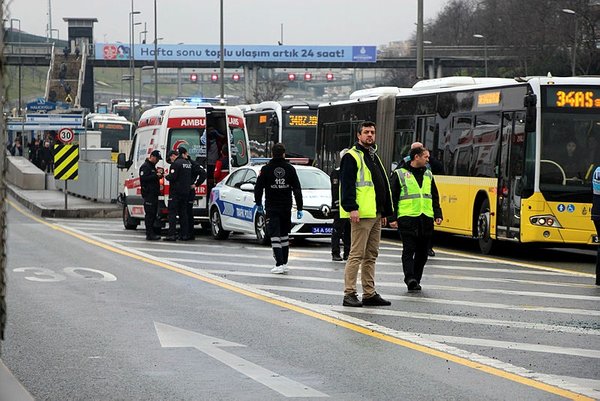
340;121;394;307
390;146;443;292
254;143;303;274
139;150;164;241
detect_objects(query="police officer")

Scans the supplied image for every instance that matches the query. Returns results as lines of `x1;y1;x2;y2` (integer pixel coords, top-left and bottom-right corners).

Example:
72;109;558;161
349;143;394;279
139;150;163;240
180;147;207;241
340;121;394;307
254;143;303;274
592;165;600;285
164;148;193;241
390;146;443;292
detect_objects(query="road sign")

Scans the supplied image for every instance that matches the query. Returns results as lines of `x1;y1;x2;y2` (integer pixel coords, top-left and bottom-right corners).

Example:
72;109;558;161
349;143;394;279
57;127;74;144
53;144;79;180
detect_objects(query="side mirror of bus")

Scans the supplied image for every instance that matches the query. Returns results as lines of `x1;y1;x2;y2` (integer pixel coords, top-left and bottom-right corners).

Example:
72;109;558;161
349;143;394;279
117;153;131;169
524;93;537;133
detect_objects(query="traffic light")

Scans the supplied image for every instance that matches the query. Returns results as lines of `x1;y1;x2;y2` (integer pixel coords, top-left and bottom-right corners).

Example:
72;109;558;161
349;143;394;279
326;72;334;81
189;73;198;83
211;73;219;82
232;73;240;82
304;72;312;81
288;73;296;82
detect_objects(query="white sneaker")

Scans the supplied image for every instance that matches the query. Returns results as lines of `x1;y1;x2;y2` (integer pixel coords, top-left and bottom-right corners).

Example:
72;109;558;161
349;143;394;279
270;265;285;274
282;264;289;274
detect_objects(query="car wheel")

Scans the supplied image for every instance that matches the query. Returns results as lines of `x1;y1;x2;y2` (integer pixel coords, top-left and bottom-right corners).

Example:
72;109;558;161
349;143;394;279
210;207;230;240
477;198;493;255
123;205;138;230
255;212;269;245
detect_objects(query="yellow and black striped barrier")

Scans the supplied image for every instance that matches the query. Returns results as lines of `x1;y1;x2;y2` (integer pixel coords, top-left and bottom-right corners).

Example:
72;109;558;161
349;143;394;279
53;144;79;180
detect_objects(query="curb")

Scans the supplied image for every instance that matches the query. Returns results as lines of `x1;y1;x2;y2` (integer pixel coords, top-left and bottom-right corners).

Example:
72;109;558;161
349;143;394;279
7;185;121;219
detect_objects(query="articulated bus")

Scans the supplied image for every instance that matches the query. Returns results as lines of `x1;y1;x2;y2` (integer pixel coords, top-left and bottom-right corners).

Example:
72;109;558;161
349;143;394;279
244;101;319;161
84;113;135;161
316;76;599;253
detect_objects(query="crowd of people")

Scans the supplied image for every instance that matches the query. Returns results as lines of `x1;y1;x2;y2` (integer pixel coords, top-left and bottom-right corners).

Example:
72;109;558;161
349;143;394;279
7;134;55;173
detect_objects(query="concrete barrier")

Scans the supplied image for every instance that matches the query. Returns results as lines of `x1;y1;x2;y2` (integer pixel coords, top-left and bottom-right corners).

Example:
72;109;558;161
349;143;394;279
6;156;45;190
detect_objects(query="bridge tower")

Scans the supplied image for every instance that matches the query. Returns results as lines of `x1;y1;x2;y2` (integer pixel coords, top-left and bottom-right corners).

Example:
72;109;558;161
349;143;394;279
62;17;97;110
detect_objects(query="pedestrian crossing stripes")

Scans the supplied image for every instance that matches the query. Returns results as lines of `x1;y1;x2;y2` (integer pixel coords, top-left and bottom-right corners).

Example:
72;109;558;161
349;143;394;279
53;144;79;180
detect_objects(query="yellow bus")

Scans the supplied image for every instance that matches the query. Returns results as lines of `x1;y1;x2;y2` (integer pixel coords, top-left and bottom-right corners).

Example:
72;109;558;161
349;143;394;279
316;76;599;253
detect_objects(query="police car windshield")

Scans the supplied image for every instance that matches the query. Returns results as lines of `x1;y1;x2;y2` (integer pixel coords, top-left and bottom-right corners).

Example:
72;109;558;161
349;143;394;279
297;169;330;190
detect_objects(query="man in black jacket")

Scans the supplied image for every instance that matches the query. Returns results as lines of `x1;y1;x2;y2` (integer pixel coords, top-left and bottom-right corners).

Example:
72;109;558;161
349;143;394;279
254;143;303;274
330;148;351;261
180;147;207;241
164;148;192;241
139;150;163;240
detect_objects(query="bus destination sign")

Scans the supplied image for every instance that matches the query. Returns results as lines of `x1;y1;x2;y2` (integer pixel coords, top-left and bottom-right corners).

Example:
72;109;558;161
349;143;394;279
285;114;318;127
546;87;600;108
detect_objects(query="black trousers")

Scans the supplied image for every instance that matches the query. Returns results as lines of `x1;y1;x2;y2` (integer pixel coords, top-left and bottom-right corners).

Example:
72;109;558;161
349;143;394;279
398;217;433;284
167;195;188;239
331;216;351;257
266;209;292;266
143;199;158;238
187;190;196;238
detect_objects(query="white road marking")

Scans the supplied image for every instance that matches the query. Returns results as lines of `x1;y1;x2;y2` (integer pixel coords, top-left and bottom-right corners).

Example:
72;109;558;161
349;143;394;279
154;322;328;398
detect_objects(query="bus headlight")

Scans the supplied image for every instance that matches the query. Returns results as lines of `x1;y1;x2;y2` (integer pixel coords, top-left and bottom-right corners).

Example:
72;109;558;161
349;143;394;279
530;215;562;228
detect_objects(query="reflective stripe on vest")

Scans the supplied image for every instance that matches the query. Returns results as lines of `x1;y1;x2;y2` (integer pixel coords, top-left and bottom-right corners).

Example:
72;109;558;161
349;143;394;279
396;168;434;218
340;147;377;218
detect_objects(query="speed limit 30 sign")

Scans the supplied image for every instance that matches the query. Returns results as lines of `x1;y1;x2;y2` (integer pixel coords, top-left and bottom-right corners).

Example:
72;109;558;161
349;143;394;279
57;127;74;144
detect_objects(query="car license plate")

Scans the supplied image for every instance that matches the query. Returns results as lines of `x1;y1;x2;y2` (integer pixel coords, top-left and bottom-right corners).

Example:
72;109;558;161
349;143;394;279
311;226;333;235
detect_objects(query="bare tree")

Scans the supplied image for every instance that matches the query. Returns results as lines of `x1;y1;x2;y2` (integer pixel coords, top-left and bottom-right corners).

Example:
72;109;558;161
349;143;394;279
247;78;286;103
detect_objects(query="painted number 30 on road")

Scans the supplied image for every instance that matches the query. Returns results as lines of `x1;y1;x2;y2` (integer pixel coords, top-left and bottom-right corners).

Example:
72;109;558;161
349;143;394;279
58;127;74;144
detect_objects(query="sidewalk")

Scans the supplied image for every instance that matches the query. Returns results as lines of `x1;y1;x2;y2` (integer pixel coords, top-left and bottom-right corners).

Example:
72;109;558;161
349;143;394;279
7;183;121;218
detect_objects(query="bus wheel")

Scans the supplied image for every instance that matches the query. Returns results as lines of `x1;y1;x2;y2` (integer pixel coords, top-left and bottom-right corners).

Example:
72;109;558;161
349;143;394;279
210;207;230;240
477;199;493;254
255;213;269;245
123;205;139;230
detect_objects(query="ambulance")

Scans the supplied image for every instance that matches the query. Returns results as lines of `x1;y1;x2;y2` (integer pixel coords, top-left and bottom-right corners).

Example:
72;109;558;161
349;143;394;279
117;103;250;231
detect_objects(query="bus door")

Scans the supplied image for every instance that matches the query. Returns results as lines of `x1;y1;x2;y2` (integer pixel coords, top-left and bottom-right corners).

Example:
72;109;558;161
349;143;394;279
497;111;526;240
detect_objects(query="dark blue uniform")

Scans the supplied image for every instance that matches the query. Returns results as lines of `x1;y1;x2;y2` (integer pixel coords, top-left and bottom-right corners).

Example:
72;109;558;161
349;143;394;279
165;156;192;240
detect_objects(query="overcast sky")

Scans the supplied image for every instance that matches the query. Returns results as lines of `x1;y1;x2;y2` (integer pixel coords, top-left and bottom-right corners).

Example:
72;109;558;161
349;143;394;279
6;0;449;46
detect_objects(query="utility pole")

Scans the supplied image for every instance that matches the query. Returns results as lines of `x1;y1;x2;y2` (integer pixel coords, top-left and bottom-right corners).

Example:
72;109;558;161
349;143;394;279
416;0;424;79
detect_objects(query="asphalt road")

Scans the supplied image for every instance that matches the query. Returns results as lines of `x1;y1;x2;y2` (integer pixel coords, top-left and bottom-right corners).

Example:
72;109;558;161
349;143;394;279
2;200;599;400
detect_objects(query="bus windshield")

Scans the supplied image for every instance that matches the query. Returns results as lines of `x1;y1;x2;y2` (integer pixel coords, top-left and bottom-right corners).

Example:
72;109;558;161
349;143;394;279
540;111;599;201
94;122;133;152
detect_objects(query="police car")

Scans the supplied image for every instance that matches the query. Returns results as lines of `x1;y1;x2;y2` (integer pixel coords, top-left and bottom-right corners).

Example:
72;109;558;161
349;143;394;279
208;162;334;244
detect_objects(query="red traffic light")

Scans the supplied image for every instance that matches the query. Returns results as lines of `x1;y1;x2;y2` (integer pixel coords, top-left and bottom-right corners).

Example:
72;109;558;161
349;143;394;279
232;73;240;82
288;73;296;82
211;73;219;82
304;73;312;81
326;72;334;81
189;73;198;83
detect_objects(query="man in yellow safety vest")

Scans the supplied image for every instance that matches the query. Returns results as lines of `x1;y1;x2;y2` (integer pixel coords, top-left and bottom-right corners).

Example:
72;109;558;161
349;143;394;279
339;121;394;307
390;146;443;291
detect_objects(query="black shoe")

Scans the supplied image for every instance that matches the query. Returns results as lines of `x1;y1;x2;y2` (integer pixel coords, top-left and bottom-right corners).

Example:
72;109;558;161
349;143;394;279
342;293;362;307
163;236;177;242
343;254;348;261
332;254;343;261
428;248;435;257
362;293;391;306
179;236;193;241
146;234;161;241
407;279;421;292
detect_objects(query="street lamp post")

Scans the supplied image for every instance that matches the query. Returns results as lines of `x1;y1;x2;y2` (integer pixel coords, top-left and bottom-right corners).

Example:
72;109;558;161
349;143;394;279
562;8;577;76
129;6;141;123
219;0;225;103
473;34;488;77
416;0;424;79
154;0;159;104
11;18;22;115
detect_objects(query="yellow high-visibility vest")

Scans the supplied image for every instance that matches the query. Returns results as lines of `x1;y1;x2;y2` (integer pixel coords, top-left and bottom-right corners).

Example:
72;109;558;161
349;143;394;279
396;168;434;218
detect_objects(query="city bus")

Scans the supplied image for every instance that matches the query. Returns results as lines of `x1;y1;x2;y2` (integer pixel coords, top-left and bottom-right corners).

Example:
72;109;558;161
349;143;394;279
316;76;599;253
84;113;135;161
244;101;319;161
